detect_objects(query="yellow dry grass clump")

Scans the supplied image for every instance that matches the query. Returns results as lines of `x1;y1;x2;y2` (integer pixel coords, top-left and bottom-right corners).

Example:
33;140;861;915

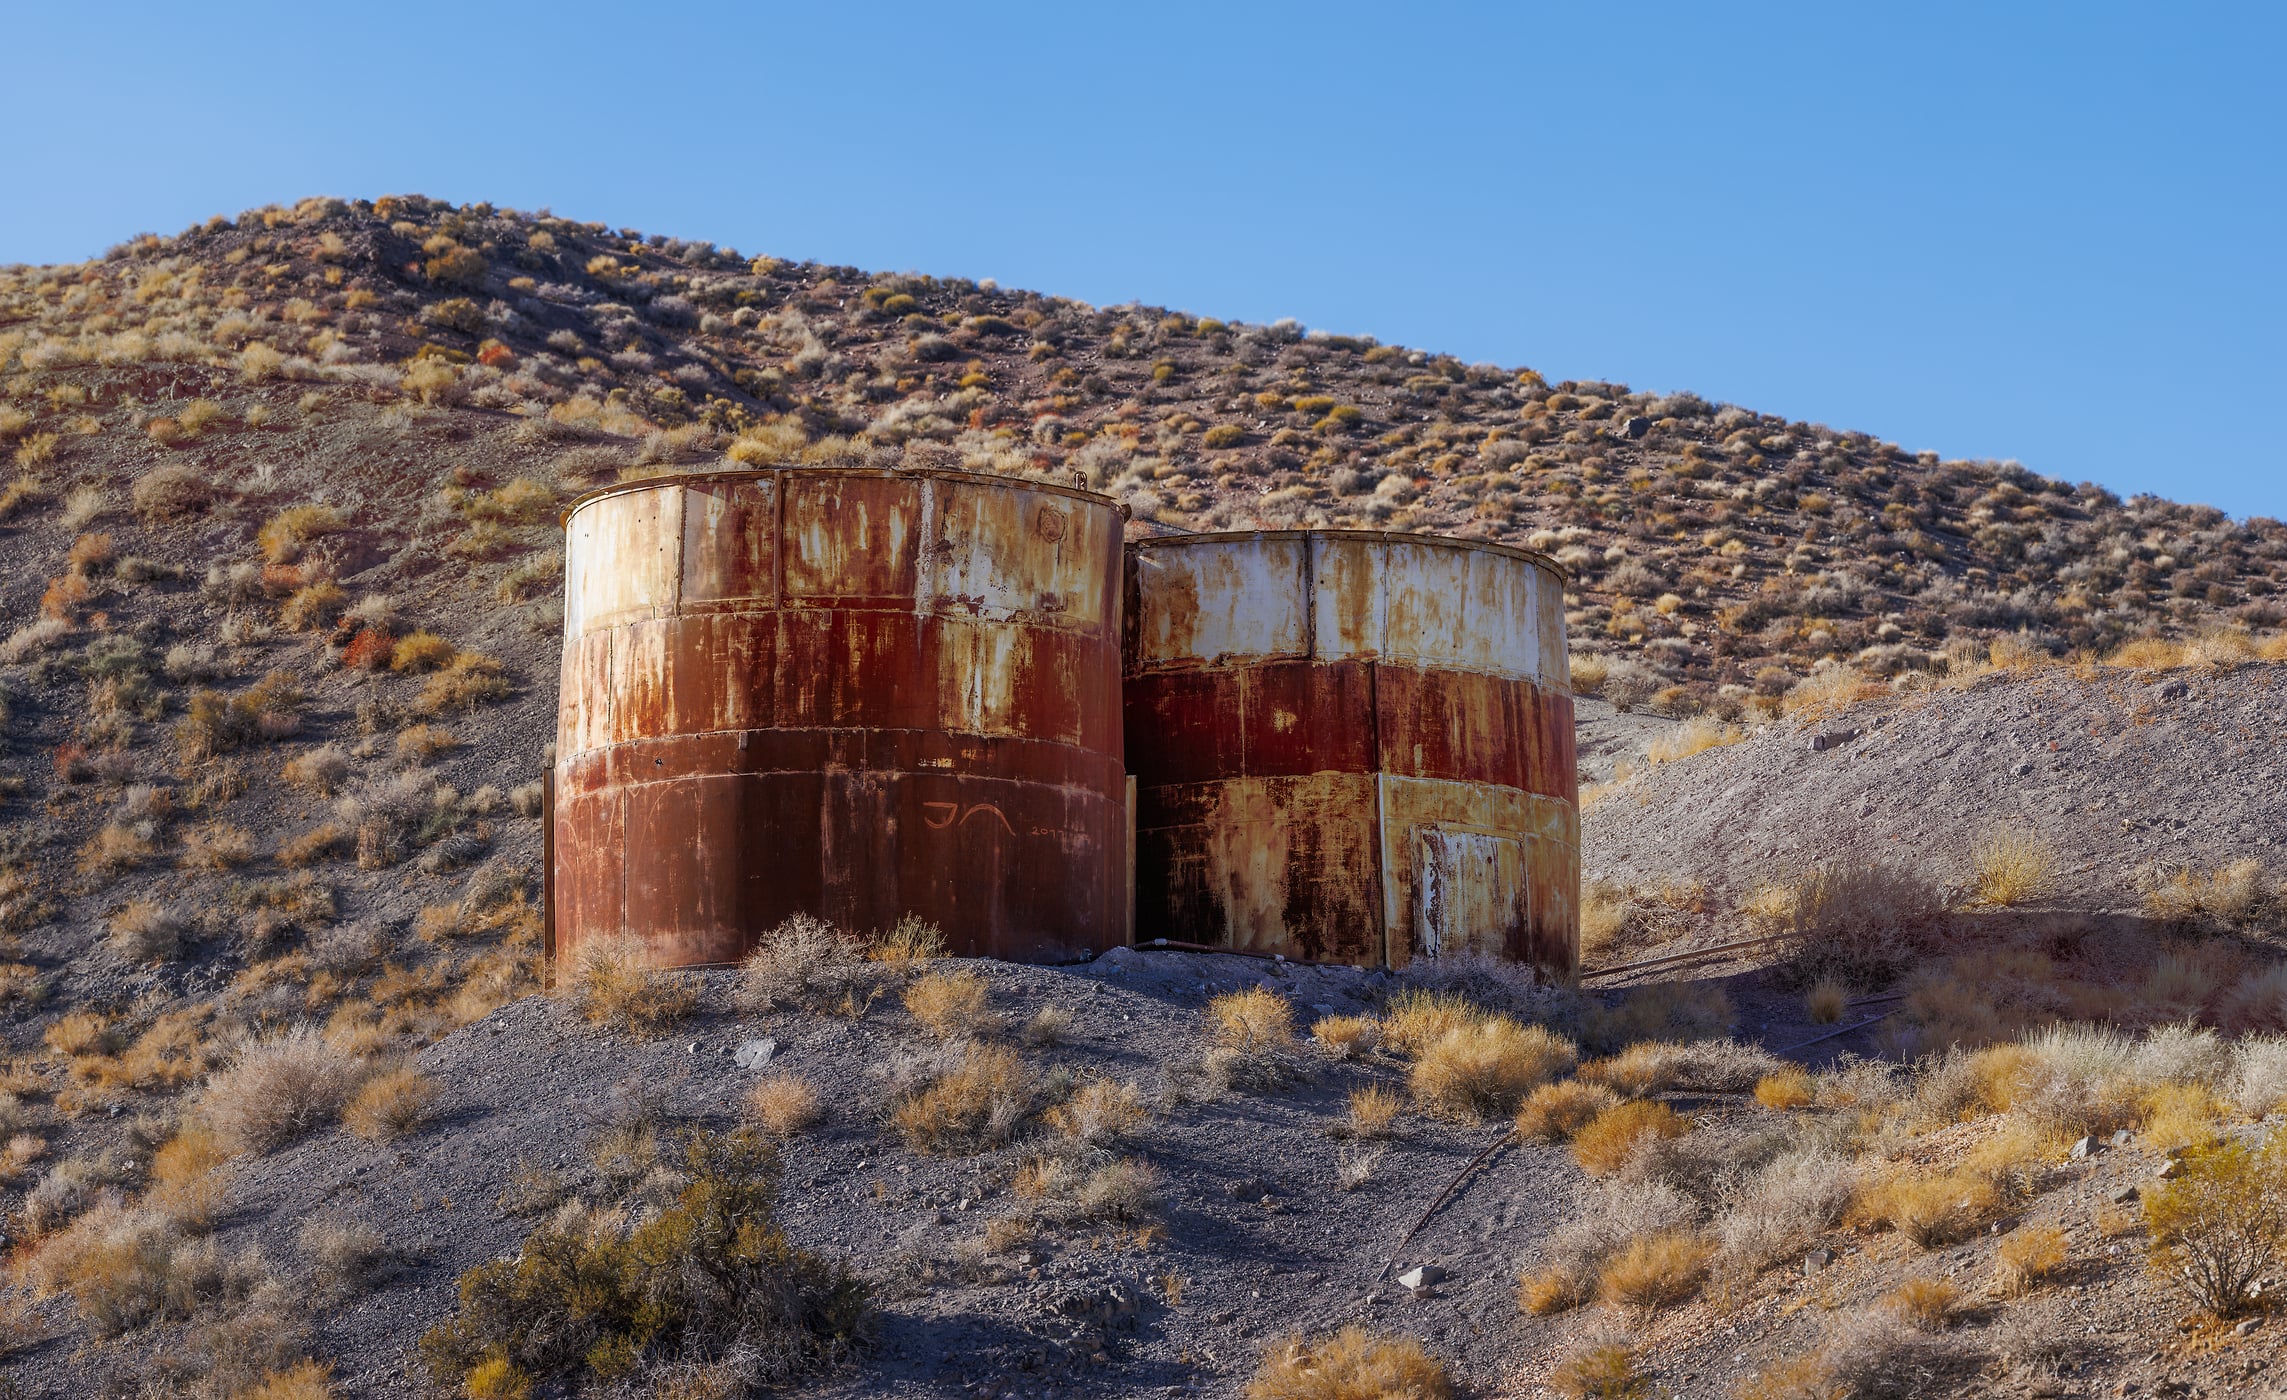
1245;1325;1451;1400
745;1073;822;1137
1513;1080;1621;1141
1645;716;1743;766
1968;828;2055;908
1209;986;1296;1052
1753;1067;1814;1110
1311;1014;1381;1059
1595;1229;1713;1313
1546;1343;1648;1400
1884;1276;1959;1328
1347;1085;1402;1139
342;1066;436;1141
890;1041;1031;1154
565;936;698;1038
1408;1019;1576;1121
1571;1100;1689;1175
904;970;993;1039
1992;1223;2068;1296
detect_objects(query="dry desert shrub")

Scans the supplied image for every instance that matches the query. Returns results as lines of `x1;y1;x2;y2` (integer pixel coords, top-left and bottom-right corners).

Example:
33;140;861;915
132;463;214;520
1992;1222;2068;1296
1021;1005;1074;1047
413;652;513;714
1578;1037;1776;1096
905;969;994;1039
1731;1353;1836;1400
1645;716;1743;765
1245;1326;1451;1400
1519;1178;1697;1315
1967;828;2056;907
199;1029;361;1153
255;504;343;564
418;1128;871;1393
1346;1085;1402;1139
1713;1146;1858;1276
1812;1305;1984;1400
1596;1229;1713;1313
567;936;699;1038
1376;989;1480;1055
1883;1276;1960;1329
887;1041;1032;1154
16;1197;266;1335
282;743;351;796
1547;1342;1650;1399
299;1218;398;1298
2142;858;2273;927
1848;1165;1999;1249
1571;1100;1689;1176
1409;1018;1576;1121
869;912;947;964
1210;986;1296;1051
2229;1036;2287;1116
108;899;185;963
179;820;256;870
1749;859;1949;990
745;1074;822;1137
1012;1152;1160;1227
1515;1080;1621;1141
343;1066;437;1141
1045;1076;1146;1146
389;630;456;672
1753;1067;1815;1110
1311;1014;1381;1059
735;913;871;1012
2141;1127;2287;1316
1803;977;1848;1025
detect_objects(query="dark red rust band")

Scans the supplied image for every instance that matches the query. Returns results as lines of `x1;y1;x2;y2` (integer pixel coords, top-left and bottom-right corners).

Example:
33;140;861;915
1123;660;1576;798
561;609;1121;756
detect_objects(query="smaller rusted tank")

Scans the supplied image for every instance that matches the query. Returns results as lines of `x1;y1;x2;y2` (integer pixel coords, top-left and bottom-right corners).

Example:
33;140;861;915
1123;530;1577;972
552;466;1128;968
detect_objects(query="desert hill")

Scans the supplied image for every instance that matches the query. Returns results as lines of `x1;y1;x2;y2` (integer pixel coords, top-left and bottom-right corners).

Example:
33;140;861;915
0;196;2284;1400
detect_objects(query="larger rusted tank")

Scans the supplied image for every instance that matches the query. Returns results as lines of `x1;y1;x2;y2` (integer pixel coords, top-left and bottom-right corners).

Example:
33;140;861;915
553;466;1128;967
1124;530;1576;972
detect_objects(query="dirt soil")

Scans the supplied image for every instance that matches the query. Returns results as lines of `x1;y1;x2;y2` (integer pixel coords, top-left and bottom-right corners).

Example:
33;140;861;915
1584;663;2287;912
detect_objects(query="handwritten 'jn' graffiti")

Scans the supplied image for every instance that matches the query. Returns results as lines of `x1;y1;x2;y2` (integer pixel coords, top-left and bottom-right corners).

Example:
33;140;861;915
921;802;1017;835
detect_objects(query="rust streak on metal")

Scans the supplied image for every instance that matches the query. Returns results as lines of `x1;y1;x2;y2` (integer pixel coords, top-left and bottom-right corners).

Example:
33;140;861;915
1124;529;1577;973
554;467;1128;969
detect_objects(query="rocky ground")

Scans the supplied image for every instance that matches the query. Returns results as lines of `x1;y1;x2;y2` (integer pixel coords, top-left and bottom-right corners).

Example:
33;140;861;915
1583;662;2287;913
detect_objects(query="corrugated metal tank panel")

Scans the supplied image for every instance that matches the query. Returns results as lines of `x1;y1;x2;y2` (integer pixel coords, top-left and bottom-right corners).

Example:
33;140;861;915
1123;530;1577;972
553;467;1128;968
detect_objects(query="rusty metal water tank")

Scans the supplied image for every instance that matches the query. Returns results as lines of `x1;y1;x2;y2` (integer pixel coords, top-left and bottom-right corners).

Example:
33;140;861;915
1123;530;1577;972
552;466;1128;967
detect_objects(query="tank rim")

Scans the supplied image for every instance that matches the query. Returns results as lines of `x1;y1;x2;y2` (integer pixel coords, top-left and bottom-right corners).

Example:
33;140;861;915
1127;526;1568;585
558;464;1127;528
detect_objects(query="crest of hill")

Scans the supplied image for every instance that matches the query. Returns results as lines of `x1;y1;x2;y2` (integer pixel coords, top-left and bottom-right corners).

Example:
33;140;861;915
6;192;2287;720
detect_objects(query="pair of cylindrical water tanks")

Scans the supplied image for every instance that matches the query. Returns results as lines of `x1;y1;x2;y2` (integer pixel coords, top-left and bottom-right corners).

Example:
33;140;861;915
548;467;1576;973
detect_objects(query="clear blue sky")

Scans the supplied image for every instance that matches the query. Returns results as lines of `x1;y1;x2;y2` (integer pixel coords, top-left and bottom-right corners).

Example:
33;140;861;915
4;3;2280;516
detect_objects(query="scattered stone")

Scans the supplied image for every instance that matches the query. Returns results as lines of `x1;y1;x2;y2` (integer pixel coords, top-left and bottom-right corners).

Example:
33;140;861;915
732;1038;777;1069
2111;1129;2135;1149
2155;679;2190;700
2114;1186;2142;1204
1397;1265;1446;1291
1808;729;1863;753
2236;1318;2262;1337
2159;1159;2183;1180
2071;1135;2100;1160
1804;1247;1835;1275
1225;1177;1272;1201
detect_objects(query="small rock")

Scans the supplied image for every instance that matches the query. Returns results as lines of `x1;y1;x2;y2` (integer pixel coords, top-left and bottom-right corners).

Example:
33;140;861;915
1225;1177;1272;1201
732;1038;778;1069
1808;729;1862;753
2070;1135;2100;1160
1803;1247;1835;1275
1618;415;1652;440
2155;679;2189;700
1397;1265;1446;1290
2011;760;2034;777
686;1041;700;1054
2111;1129;2135;1148
2159;1159;2183;1180
2236;1317;2262;1336
2114;1185;2141;1204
